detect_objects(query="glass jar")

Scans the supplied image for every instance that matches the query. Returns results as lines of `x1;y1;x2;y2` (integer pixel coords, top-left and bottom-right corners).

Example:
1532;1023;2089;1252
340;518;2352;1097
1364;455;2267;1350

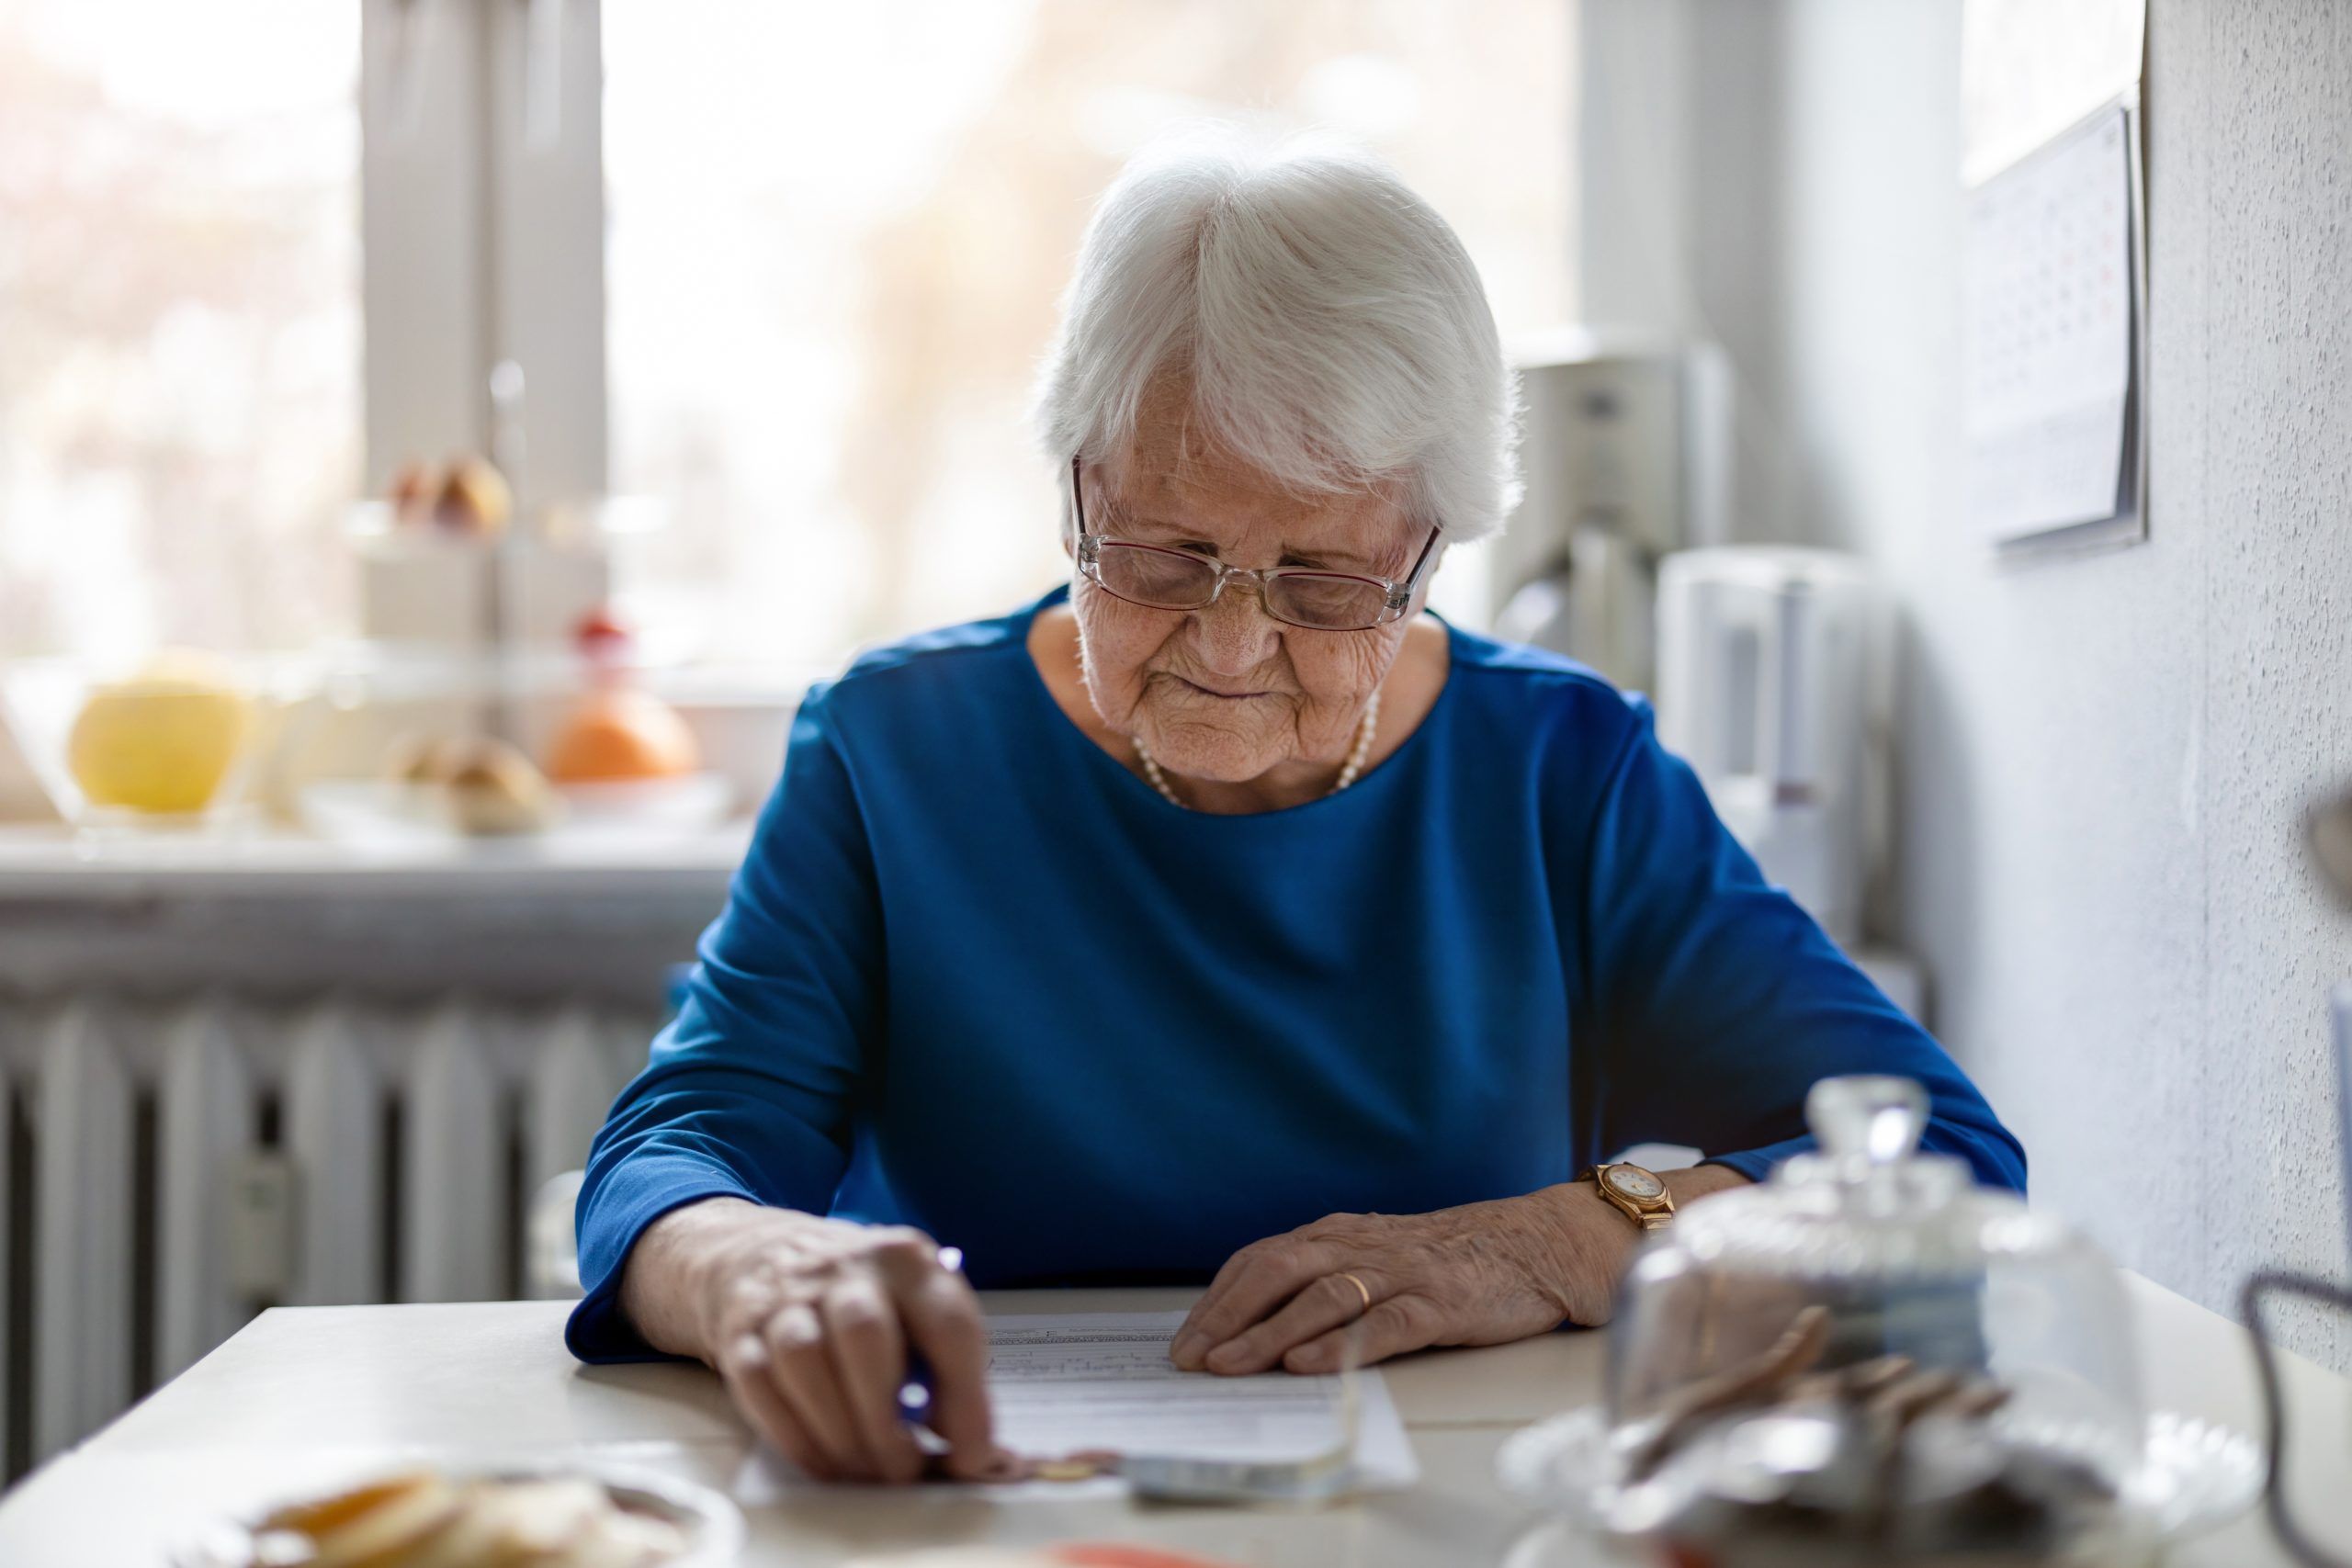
1600;1076;2147;1564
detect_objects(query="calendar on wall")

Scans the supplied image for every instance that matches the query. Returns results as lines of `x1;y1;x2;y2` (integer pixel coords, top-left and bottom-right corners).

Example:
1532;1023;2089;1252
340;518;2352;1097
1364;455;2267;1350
1960;0;2147;553
1963;103;2141;547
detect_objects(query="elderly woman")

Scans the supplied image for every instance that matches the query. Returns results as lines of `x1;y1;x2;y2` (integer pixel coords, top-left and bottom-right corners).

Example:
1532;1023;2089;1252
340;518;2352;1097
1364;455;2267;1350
570;131;2023;1484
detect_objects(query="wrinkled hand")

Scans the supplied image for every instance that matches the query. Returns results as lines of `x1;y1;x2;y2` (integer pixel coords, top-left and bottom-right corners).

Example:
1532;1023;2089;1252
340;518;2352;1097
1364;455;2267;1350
1169;1182;1669;1377
619;1198;1006;1484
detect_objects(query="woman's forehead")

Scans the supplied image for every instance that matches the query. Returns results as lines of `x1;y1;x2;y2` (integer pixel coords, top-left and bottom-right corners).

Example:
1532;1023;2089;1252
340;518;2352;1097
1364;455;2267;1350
1100;444;1410;557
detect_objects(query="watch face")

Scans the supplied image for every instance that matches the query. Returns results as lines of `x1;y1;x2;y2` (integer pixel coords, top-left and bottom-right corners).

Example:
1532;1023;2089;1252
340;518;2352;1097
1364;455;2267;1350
1605;1166;1667;1201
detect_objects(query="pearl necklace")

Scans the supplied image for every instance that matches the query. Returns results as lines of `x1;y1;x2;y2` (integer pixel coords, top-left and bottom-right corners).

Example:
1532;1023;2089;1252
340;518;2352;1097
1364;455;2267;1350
1134;689;1382;810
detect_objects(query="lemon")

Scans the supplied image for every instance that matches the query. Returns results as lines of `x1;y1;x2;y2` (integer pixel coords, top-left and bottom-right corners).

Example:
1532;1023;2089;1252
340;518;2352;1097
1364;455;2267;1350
66;651;255;815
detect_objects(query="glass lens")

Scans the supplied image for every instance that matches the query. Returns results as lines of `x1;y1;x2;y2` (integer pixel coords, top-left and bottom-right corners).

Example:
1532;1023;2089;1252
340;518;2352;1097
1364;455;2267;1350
1265;573;1389;630
1093;543;1220;608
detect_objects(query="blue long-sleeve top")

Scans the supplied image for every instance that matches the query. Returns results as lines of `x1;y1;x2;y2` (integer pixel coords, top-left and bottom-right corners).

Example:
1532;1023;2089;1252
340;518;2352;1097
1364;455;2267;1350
568;586;2023;1360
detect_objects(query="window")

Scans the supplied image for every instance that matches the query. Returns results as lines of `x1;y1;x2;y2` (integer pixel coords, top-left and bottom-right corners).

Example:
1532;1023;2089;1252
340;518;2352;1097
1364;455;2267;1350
604;0;1575;664
2;2;1572;669
0;1;362;660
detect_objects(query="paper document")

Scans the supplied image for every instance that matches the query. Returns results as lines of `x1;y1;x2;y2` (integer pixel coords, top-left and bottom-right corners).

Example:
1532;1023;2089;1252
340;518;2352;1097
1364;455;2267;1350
735;1309;1418;1501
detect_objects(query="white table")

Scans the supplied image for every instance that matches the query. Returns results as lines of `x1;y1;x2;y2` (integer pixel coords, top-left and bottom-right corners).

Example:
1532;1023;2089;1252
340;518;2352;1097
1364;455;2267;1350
1;1276;2345;1566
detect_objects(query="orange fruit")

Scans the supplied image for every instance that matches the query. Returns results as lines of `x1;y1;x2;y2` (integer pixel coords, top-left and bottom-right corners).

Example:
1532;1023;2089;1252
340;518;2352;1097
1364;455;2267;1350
547;689;698;782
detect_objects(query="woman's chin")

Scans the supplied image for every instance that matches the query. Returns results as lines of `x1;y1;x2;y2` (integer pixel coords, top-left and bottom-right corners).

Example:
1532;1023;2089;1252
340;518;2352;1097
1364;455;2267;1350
1140;723;1286;784
1151;745;1279;784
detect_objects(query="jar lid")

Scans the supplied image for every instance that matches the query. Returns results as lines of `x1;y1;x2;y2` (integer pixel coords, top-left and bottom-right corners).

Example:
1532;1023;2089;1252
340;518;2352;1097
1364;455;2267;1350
1668;1076;2070;1281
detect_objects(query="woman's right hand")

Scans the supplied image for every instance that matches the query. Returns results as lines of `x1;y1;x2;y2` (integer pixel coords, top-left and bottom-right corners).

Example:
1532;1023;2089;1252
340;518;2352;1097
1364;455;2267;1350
616;1197;1003;1483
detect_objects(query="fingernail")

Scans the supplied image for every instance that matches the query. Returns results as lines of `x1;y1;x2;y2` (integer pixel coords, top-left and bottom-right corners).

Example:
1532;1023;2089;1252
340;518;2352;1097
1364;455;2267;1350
1205;1340;1248;1372
953;1446;1023;1483
1170;1332;1205;1367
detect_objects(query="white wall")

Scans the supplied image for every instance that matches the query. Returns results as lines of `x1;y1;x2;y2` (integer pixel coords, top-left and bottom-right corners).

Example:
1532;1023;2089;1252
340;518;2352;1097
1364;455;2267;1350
1586;0;2352;1365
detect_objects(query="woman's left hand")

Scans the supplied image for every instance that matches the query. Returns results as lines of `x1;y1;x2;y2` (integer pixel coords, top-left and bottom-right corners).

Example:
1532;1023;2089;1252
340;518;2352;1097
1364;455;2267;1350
1169;1172;1743;1376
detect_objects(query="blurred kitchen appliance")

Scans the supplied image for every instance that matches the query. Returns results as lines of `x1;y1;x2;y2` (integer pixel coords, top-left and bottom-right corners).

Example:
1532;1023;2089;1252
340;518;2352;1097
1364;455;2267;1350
1657;547;1872;949
1488;332;1730;691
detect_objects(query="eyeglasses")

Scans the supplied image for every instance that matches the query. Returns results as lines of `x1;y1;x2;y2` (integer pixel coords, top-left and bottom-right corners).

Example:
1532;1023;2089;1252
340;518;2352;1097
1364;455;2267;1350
1069;457;1441;633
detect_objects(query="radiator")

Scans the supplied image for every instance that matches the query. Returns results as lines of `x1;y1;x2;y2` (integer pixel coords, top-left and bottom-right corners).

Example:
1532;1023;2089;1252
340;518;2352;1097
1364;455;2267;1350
0;990;660;1479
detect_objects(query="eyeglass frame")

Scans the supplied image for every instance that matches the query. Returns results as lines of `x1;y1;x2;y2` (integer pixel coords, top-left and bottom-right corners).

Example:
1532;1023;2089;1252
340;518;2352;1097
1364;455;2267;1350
1068;457;1442;632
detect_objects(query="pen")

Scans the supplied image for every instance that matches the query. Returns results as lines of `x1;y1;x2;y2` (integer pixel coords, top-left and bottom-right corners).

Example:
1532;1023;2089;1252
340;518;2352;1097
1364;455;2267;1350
897;1245;963;1426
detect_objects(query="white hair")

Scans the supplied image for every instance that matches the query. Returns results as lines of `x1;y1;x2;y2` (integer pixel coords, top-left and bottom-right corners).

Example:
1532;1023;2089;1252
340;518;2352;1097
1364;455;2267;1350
1033;126;1522;544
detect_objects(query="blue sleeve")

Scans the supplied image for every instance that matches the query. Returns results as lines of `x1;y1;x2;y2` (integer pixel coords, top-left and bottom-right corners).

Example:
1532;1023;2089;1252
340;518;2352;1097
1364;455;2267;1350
1569;700;2025;1192
566;687;882;1362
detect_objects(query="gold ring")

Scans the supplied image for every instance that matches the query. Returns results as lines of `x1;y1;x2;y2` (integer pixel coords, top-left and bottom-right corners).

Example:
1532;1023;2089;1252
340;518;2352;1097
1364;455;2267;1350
1336;1271;1373;1319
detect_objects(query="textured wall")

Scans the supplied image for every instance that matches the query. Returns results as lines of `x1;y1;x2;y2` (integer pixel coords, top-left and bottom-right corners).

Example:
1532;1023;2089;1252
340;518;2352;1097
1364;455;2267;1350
1668;0;2352;1366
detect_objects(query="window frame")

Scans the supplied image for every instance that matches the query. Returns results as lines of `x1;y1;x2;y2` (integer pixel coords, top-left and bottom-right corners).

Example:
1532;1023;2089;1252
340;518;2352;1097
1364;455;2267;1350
359;0;608;513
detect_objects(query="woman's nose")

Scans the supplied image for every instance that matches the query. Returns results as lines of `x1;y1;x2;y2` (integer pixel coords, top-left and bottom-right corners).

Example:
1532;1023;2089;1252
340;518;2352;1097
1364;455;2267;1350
1190;577;1281;671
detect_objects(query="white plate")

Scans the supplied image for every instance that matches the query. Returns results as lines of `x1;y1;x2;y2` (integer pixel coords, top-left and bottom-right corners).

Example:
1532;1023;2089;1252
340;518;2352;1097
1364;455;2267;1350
172;1461;745;1567
300;773;730;847
556;771;732;829
1497;1403;2260;1548
2126;1409;2267;1540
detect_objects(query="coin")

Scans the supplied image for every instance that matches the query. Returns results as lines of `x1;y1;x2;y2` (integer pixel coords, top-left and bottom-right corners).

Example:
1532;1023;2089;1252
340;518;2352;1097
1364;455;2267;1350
1032;1460;1101;1482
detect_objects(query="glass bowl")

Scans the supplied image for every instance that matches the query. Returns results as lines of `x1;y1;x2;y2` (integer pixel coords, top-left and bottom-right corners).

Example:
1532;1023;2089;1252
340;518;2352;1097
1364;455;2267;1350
0;650;311;838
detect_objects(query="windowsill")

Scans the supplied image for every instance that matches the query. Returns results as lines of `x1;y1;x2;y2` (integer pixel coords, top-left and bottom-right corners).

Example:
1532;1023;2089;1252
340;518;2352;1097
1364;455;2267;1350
0;819;752;904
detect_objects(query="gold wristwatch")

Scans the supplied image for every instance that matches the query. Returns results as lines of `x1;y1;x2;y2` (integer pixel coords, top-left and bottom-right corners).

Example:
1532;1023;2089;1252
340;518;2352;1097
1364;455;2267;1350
1584;1161;1676;1231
